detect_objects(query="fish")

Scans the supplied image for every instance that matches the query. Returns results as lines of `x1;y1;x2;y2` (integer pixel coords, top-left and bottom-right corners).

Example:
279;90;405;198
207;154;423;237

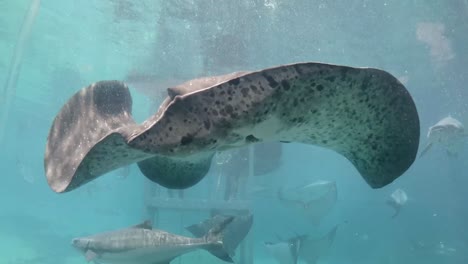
419;115;467;158
44;62;420;193
386;188;408;218
264;225;338;264
71;217;234;264
264;239;300;264
278;180;337;225
185;213;254;257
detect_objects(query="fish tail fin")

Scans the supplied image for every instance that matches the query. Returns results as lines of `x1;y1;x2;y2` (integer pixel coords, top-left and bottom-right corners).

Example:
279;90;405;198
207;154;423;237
386;199;401;218
203;216;235;262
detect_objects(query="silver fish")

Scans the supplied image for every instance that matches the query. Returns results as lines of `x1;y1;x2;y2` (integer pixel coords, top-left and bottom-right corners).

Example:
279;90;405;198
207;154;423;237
72;217;234;264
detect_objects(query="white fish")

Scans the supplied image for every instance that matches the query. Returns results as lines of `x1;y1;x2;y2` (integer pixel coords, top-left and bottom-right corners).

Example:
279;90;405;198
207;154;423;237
278;180;337;225
386;188;408;218
420;115;467;158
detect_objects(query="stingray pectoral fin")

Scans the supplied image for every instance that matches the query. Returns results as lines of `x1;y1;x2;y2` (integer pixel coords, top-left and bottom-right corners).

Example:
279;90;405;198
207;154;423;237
44;81;152;193
418;142;433;158
85;250;98;262
137;62;419;189
137;153;214;189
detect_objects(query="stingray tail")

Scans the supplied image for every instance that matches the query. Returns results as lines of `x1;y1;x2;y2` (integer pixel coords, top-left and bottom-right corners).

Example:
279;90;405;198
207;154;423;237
203;216;236;263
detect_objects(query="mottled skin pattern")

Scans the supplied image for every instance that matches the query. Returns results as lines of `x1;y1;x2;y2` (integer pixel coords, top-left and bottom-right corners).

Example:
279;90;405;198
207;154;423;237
44;62;420;193
72;217;234;264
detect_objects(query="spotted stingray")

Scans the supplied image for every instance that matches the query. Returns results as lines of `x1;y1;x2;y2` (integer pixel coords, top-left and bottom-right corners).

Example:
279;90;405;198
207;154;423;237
44;62;420;193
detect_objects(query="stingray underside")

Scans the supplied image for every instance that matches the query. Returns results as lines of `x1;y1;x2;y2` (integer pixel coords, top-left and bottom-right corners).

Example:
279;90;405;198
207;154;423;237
44;62;420;193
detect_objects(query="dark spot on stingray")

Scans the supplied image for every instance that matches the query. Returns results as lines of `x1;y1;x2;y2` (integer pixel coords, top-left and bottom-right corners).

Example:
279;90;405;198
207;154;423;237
280;141;291;143
209;91;215;98
180;134;193;146
241;87;249;97
225;105;234;114
215;100;220;105
281;80;291;91
263;73;279;88
250;85;258;92
317;84;324;91
212;109;218;116
293;98;298;107
326;76;336;82
204;120;211;130
229;78;240;86
245;135;260;143
228;97;232;101
220;91;226;96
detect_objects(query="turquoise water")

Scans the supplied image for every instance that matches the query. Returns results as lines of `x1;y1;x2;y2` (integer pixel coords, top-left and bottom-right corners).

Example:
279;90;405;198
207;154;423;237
1;1;468;263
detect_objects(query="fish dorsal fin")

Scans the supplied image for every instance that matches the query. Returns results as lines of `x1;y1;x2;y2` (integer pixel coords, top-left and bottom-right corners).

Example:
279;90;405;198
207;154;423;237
132;220;152;230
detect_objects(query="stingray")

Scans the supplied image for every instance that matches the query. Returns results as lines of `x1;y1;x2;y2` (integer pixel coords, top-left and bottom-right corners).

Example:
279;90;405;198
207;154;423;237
44;62;420;193
419;115;467;158
278;180;337;226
